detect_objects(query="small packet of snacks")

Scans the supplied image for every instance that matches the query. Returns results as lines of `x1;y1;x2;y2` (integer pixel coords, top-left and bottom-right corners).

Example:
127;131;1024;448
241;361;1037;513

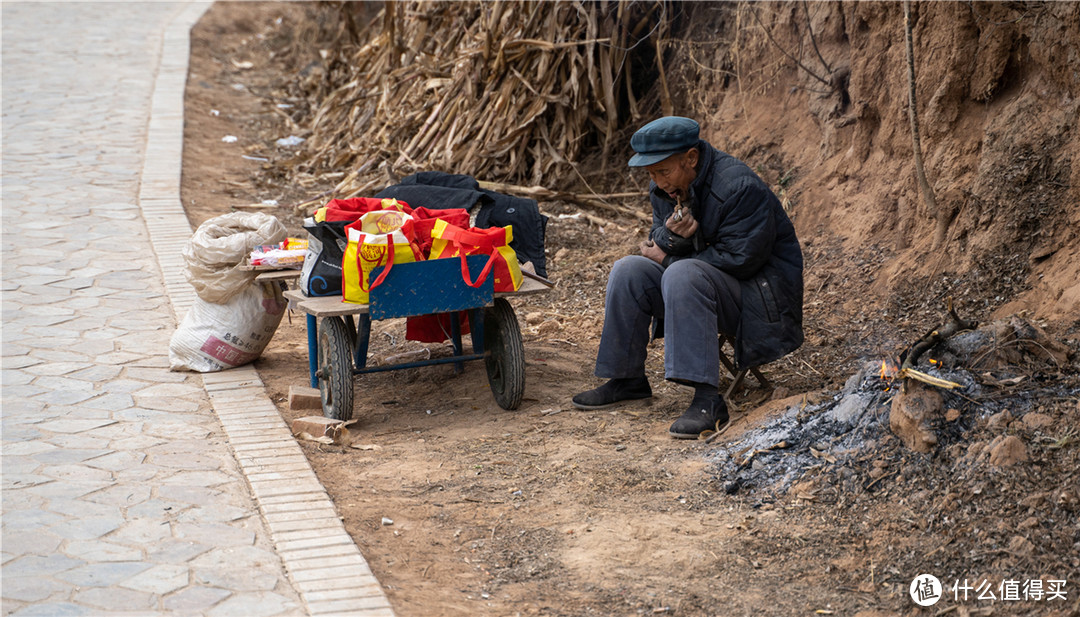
250;237;308;268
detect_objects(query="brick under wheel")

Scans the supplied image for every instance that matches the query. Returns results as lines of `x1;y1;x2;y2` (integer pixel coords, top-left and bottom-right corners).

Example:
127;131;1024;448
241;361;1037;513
317;316;354;421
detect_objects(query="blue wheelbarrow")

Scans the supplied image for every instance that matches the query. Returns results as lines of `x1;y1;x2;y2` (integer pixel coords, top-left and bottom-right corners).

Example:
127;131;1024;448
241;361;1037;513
283;256;550;419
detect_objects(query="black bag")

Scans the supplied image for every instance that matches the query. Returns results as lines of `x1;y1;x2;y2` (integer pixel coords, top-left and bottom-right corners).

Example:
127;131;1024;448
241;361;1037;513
299;220;349;296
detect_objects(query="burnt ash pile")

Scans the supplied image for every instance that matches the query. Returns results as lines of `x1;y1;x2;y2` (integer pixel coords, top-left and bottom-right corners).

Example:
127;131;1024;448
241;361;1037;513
709;317;1079;499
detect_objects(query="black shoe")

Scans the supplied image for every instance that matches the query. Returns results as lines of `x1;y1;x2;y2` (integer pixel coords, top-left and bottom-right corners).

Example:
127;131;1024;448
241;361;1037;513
572;377;652;410
669;395;729;439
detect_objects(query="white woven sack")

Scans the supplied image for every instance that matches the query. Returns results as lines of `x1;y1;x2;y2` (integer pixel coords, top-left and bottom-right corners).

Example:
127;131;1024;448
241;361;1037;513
169;281;287;372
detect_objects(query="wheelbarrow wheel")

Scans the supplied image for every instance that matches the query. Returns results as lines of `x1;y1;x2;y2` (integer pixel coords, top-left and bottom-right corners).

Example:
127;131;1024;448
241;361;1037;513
318;316;354;421
484;297;525;410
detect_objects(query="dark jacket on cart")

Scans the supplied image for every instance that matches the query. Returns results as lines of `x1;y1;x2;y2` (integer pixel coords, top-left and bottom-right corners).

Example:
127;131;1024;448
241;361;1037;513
376;171;548;277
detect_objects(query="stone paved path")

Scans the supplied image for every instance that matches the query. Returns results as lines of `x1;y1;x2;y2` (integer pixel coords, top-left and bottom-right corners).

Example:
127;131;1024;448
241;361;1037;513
2;4;391;616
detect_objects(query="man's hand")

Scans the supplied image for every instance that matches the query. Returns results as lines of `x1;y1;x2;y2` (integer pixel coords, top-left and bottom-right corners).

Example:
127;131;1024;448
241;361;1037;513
640;239;667;264
666;207;698;238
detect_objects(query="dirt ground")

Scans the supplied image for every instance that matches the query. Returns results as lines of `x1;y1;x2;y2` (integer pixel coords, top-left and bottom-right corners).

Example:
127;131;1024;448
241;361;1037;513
180;4;1079;616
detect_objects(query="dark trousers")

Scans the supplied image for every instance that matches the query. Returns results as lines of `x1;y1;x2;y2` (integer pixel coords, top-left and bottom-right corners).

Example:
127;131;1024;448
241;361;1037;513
594;256;741;388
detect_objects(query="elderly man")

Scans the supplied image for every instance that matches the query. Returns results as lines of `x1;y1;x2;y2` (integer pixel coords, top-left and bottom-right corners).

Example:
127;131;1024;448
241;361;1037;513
572;116;804;438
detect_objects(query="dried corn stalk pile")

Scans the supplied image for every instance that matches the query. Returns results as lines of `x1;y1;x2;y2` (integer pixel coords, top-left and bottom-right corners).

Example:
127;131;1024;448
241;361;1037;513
293;1;672;213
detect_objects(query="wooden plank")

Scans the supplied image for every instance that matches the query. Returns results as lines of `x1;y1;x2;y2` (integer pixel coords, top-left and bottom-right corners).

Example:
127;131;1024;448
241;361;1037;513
284;289;369;317
508;276;549;295
255;269;302;283
238;259;303;272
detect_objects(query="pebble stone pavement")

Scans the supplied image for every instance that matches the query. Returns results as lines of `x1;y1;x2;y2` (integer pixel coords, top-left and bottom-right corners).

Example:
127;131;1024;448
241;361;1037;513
2;3;393;616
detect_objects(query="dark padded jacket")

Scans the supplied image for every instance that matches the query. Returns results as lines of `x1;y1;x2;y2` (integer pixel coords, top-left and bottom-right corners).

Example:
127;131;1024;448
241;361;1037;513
649;141;804;369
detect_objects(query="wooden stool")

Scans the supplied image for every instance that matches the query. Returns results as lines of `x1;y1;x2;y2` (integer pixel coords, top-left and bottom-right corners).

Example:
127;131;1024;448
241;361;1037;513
718;333;770;398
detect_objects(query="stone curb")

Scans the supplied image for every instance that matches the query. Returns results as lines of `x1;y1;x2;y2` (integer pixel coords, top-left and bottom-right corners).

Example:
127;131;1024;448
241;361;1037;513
140;4;395;616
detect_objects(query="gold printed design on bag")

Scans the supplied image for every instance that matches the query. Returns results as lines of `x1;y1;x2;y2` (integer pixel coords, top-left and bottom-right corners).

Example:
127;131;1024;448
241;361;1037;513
360;243;386;263
371;211;404;233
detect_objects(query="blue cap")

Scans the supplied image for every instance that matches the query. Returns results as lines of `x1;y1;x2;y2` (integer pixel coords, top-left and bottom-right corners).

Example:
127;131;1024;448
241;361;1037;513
628;116;700;167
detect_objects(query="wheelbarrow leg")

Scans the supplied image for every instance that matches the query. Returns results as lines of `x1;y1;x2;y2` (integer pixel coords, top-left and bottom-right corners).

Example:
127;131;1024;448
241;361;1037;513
343;314;358;352
353;313;371;370
450;312;464;374
306;314;318;388
469;308;485;354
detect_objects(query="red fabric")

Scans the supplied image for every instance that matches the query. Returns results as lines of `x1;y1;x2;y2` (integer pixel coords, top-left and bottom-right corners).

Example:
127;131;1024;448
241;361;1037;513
405;312;471;343
409;207;470;257
321;197;413;222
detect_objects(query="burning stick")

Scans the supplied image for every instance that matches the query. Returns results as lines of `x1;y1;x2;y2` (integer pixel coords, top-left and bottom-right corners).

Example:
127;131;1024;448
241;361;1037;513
894;297;976;390
900;297;977;371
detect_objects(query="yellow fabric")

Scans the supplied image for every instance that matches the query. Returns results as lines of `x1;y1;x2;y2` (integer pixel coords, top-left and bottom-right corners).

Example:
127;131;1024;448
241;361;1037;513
381;198;407;211
342;210;420;305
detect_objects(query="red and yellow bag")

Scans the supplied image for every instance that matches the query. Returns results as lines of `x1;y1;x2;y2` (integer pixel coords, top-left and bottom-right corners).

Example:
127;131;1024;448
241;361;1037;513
428;220;522;292
341;209;424;305
409;207;470;258
316;197;411;223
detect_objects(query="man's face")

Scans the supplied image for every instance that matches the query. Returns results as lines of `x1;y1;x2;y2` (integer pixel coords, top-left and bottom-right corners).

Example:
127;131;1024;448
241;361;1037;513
645;149;699;200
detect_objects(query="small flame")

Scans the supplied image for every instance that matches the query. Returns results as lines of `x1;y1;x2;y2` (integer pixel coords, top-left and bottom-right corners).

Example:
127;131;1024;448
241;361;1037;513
929;358;939;365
